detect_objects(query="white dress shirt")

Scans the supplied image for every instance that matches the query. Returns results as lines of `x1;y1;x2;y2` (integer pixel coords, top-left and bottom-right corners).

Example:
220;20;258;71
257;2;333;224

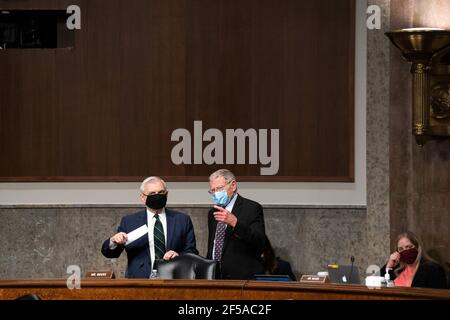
212;193;238;258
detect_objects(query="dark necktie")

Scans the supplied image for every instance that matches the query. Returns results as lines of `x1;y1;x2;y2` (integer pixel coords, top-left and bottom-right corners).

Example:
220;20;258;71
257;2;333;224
213;222;227;261
154;214;166;260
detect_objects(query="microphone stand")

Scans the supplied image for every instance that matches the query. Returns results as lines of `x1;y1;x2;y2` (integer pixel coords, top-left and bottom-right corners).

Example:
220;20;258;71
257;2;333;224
349;256;355;283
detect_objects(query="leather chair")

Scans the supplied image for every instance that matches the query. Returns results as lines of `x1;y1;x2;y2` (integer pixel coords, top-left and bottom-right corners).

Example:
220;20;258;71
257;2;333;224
15;294;41;300
153;253;217;279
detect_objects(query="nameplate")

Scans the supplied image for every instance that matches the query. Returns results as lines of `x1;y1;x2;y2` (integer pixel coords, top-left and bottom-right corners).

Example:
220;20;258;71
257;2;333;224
300;275;329;284
84;271;115;279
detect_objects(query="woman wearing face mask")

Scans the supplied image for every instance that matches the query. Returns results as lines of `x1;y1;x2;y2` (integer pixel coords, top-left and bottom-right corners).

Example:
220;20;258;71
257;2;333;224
380;231;447;289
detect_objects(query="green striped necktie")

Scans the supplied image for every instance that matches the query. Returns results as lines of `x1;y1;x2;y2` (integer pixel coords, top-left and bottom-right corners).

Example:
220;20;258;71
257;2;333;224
154;214;166;260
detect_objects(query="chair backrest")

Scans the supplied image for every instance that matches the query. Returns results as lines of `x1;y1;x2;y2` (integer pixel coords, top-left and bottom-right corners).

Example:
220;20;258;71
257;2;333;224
154;253;217;279
15;294;41;300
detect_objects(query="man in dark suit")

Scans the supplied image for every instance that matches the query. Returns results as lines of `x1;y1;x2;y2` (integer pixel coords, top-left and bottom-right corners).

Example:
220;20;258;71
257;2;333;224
206;169;266;280
101;176;198;278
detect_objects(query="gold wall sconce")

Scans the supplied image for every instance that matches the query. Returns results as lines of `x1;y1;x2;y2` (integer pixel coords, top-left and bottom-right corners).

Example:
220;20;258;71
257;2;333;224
386;29;450;145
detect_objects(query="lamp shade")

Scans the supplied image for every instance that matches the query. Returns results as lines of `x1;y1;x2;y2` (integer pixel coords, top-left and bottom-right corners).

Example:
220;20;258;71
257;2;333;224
386;29;450;62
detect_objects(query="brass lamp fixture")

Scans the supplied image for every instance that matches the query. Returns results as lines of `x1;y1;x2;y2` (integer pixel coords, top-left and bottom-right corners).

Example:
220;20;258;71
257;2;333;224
386;29;450;145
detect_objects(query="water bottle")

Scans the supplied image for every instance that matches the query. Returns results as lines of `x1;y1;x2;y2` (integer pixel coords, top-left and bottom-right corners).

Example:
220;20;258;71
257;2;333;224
385;269;395;288
110;258;118;278
150;269;159;279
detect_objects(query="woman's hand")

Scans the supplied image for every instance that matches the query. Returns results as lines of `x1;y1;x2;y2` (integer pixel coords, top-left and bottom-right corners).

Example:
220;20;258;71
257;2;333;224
386;251;400;269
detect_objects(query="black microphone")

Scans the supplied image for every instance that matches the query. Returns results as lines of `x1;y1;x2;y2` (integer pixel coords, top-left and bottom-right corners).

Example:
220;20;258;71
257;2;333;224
348;256;355;283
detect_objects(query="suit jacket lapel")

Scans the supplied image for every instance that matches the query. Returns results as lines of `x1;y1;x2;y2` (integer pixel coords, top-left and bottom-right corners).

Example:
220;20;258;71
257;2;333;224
223;194;242;248
140;210;147;226
209;209;218;256
165;209;175;249
139;210;151;263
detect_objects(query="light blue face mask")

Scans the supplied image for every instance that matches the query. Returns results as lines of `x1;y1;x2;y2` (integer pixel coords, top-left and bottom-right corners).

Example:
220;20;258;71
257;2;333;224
211;190;230;207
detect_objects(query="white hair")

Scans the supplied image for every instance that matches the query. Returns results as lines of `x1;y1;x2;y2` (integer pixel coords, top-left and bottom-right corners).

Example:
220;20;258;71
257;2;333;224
209;169;236;183
140;176;168;193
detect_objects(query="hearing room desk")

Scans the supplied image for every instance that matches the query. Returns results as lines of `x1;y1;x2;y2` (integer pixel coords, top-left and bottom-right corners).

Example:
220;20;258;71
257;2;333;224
0;279;448;300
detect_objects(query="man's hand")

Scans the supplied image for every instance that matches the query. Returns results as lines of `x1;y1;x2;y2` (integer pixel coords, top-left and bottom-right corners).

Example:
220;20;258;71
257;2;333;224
111;232;128;245
213;205;237;227
163;250;179;260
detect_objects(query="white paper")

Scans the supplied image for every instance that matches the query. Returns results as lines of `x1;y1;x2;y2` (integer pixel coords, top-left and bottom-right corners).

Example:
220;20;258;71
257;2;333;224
125;224;148;246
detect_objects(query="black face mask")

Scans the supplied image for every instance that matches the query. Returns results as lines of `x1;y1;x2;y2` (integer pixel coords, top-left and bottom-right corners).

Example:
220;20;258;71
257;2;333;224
145;193;167;210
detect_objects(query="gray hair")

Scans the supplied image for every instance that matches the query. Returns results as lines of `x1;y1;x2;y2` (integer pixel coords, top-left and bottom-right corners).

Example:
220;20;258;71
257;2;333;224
209;169;236;183
140;176;168;193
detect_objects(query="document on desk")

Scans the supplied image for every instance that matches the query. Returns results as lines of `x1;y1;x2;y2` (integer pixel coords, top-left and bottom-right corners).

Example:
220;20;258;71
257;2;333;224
125;224;148;246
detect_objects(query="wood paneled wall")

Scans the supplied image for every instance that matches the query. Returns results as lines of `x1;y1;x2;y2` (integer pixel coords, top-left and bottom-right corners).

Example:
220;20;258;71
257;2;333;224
0;0;355;181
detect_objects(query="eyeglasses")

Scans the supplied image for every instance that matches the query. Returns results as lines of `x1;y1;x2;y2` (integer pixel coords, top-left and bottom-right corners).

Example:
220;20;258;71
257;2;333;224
397;244;415;253
142;190;167;197
208;181;232;194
